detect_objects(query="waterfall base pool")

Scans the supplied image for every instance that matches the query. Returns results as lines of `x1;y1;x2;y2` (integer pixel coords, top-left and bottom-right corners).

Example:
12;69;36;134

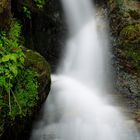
30;75;139;140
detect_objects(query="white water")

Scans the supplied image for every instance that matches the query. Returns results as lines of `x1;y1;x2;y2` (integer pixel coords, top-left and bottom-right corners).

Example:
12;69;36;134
30;0;139;140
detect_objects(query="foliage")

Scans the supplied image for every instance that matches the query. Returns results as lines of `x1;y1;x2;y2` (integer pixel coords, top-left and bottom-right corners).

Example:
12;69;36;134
124;45;140;70
0;19;39;135
34;0;45;8
23;6;31;19
11;69;39;118
23;0;46;19
0;20;24;95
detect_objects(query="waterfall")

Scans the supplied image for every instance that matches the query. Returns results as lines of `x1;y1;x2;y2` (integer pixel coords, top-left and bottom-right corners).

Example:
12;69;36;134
58;0;110;91
30;0;139;140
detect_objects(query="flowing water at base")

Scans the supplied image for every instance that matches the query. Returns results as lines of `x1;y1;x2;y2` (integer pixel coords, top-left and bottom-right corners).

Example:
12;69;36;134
30;75;139;140
30;0;139;139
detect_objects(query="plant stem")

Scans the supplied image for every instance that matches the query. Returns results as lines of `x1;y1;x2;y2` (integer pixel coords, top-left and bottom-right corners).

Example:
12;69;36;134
8;90;11;115
11;90;22;114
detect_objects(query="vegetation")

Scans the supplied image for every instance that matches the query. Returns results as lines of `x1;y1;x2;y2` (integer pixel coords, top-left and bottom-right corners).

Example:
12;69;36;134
124;46;140;69
119;23;140;70
0;18;39;136
22;0;46;19
0;0;51;138
120;23;140;43
108;0;140;73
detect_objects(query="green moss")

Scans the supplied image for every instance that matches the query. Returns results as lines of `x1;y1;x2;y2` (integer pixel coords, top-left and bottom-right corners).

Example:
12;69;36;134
119;23;140;72
24;49;51;77
125;47;140;70
120;23;140;44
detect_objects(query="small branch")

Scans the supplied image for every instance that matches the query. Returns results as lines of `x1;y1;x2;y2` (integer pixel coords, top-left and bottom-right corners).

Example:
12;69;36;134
11;90;22;114
8;91;11;114
8;80;11;115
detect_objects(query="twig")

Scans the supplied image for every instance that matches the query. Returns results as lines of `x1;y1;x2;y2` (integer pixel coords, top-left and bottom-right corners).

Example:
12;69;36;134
11;90;22;114
8;91;11;114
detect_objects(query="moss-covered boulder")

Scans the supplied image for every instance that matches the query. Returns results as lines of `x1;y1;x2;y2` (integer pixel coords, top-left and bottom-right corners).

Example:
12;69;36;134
0;48;51;140
23;48;51;103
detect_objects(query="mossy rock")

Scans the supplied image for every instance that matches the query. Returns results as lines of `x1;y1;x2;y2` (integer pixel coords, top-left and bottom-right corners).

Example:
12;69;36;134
120;23;140;44
108;1;140;124
108;0;140;35
23;48;51;103
108;0;140;72
118;22;140;71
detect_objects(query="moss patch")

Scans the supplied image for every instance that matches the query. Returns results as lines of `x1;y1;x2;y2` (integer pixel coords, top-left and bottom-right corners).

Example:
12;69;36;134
120;23;140;44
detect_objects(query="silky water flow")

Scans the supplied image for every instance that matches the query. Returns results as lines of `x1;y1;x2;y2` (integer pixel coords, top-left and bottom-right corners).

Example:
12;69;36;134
30;0;140;139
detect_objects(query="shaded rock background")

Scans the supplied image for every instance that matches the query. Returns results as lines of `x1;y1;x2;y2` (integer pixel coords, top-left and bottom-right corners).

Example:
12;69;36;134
32;0;67;72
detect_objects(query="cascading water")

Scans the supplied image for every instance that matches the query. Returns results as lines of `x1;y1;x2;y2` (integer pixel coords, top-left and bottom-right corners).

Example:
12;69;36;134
30;0;139;140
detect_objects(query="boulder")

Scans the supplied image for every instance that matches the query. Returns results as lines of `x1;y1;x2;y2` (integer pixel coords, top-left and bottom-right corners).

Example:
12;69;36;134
23;48;51;103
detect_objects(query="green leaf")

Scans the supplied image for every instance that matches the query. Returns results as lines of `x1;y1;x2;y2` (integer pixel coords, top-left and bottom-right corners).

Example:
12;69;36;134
0;77;6;87
1;55;11;62
9;65;18;77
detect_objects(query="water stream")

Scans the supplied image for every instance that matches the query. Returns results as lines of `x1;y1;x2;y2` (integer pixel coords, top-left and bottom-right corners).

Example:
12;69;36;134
30;0;139;139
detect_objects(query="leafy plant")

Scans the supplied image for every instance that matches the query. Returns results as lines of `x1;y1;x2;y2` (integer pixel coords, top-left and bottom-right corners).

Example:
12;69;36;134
23;6;31;19
11;69;39;118
34;0;45;8
0;20;24;112
0;19;39;120
22;0;46;19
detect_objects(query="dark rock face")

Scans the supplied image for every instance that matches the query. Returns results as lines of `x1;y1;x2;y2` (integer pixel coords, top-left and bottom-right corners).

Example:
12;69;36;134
32;0;67;72
113;58;140;109
0;0;11;29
